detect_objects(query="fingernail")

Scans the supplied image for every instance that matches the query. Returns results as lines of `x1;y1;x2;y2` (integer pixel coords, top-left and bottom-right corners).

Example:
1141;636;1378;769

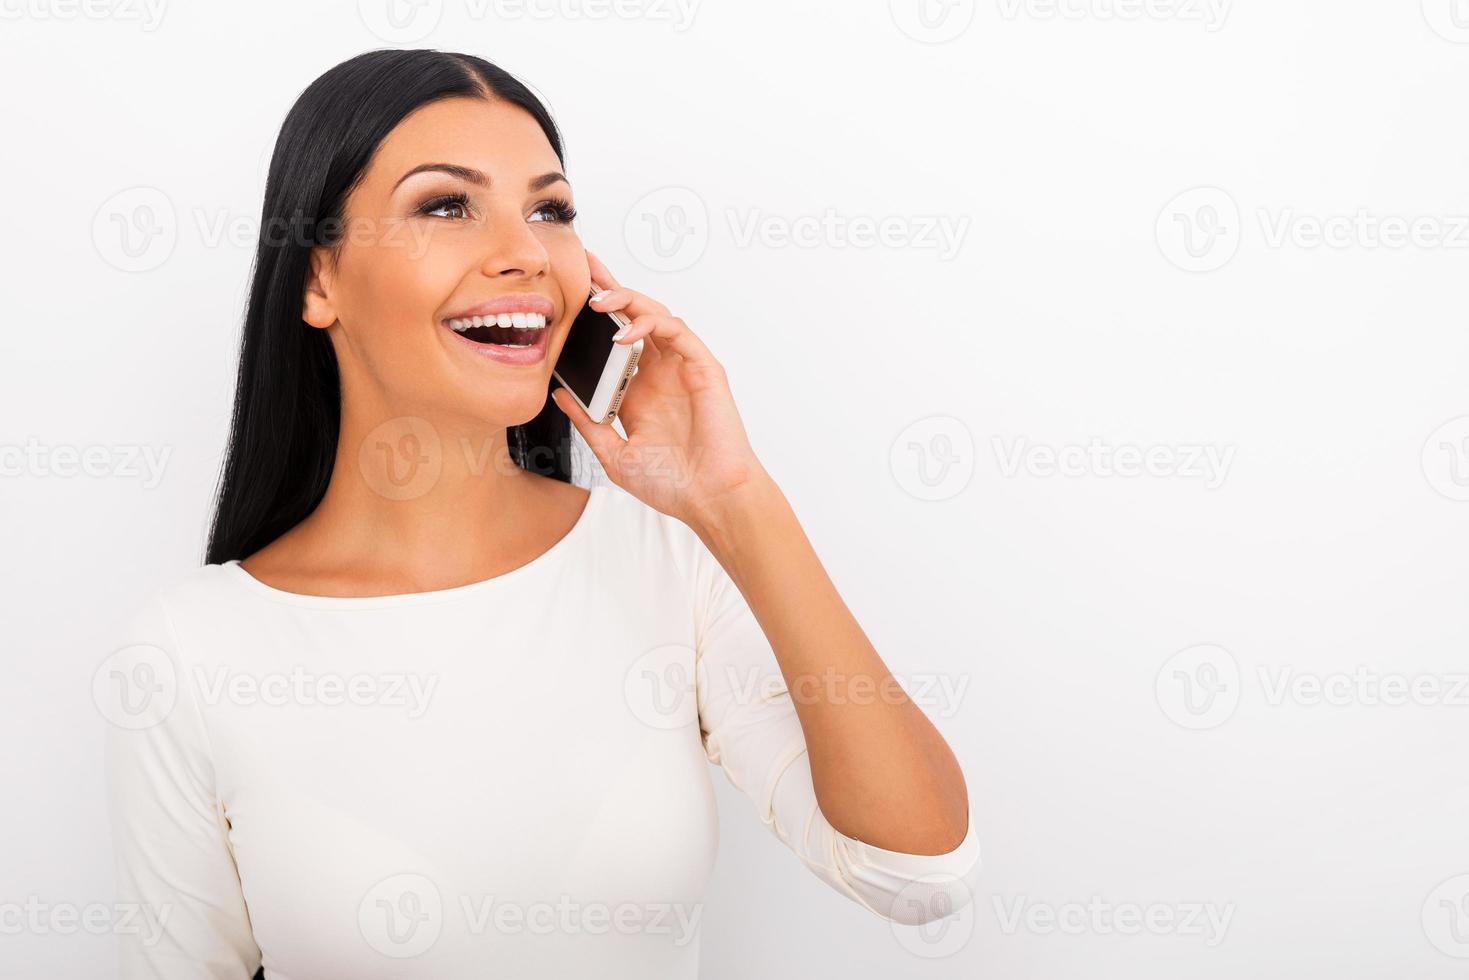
612;326;628;341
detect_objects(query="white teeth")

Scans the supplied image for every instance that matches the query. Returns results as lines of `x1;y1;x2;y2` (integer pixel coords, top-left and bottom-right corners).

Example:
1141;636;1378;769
447;311;549;333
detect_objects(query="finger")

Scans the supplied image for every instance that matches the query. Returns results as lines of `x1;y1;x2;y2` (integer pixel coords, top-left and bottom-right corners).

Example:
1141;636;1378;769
618;314;716;366
629;329;661;365
591;286;670;320
586;250;620;291
551;387;626;478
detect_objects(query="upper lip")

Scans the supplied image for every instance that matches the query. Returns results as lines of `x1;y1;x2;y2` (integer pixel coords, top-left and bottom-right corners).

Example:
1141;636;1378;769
442;293;555;323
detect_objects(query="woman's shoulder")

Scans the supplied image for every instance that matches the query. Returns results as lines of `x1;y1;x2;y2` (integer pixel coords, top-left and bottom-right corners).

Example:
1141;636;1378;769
107;562;251;677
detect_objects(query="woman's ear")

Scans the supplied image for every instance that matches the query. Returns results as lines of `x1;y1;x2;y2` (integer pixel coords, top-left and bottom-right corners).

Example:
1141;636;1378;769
301;246;337;330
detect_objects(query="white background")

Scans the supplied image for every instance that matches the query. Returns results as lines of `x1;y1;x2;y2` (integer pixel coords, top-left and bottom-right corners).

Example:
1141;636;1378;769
3;0;1468;977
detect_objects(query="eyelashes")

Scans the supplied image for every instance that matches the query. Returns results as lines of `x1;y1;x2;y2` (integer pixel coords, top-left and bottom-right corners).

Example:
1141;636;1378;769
415;191;578;225
532;197;578;224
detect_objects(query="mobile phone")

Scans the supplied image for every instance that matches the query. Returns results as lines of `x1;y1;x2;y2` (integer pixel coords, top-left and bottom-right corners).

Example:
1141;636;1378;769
552;284;643;425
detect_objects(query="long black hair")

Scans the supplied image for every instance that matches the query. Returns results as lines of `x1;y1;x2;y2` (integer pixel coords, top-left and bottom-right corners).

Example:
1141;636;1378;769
205;49;572;566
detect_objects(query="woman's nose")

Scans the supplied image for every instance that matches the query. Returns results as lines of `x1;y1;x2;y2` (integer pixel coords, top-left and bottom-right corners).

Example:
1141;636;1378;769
479;208;551;279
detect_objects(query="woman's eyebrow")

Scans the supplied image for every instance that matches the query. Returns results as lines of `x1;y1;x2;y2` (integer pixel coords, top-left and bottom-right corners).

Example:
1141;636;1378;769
392;163;569;192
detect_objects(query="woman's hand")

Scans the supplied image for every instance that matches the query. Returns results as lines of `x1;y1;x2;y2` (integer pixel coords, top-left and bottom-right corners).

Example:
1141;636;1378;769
551;251;770;531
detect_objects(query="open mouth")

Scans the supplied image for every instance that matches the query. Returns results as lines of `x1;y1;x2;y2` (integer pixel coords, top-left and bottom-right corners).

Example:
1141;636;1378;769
444;313;548;350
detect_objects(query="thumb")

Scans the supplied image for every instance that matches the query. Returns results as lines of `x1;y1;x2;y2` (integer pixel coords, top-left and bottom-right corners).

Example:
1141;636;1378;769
552;387;625;481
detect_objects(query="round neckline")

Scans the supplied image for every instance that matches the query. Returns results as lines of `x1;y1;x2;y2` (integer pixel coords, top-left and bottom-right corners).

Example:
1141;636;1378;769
220;484;604;609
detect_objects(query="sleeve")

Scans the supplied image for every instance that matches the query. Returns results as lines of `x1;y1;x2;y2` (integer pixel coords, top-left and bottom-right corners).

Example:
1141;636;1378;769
687;535;982;926
100;592;263;979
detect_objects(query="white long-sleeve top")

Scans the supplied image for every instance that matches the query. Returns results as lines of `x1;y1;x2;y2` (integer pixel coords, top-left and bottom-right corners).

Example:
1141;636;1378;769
102;483;980;979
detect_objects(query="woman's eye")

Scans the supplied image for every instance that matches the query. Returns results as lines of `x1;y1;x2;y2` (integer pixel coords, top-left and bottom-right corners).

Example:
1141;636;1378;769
529;200;578;225
419;195;471;220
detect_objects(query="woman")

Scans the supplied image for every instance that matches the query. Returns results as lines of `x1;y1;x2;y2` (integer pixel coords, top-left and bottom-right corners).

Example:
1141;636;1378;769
103;48;980;978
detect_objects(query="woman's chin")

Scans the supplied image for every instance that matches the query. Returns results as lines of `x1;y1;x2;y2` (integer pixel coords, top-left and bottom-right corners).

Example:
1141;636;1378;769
450;385;556;429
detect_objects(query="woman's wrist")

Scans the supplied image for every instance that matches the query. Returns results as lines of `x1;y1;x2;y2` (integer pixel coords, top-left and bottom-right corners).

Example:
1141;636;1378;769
686;466;787;573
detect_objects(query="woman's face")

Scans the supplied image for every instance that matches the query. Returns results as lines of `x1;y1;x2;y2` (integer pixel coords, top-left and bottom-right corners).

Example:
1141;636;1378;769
304;96;589;429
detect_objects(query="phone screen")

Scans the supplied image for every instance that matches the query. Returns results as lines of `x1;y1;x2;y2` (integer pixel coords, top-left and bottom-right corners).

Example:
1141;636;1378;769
554;295;621;406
